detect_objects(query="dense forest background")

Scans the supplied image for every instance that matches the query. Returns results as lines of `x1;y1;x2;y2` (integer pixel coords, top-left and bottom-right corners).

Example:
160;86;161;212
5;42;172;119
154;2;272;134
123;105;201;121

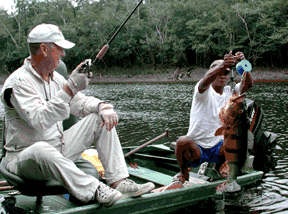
0;0;288;74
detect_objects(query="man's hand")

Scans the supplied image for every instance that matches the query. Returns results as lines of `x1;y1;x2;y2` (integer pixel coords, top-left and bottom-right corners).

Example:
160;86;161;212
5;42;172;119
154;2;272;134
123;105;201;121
234;51;246;61
222;51;246;74
66;59;92;96
99;103;118;131
223;51;237;69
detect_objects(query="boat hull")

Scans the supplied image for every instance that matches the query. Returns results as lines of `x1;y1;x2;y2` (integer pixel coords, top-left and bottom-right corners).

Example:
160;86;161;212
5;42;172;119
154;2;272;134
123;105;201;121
0;144;264;214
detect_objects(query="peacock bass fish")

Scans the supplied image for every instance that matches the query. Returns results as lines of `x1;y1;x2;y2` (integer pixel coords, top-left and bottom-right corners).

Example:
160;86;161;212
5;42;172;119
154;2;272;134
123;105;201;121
215;93;249;193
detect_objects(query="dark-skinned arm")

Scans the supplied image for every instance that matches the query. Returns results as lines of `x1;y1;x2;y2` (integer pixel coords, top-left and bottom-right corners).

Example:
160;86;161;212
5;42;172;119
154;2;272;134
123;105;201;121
198;64;228;94
234;52;253;94
198;51;235;94
239;71;253;94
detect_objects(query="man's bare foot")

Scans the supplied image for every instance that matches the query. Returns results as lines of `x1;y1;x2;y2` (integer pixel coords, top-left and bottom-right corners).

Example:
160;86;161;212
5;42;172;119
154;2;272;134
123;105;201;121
173;172;187;184
162;172;187;191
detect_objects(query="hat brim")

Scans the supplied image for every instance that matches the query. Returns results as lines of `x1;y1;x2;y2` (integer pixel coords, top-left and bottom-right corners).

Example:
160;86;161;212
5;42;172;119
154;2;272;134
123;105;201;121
55;39;75;49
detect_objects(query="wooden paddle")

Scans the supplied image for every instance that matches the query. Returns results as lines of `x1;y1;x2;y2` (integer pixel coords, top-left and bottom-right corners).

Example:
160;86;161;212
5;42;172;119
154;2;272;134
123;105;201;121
0;181;8;186
0;186;14;191
0;180;14;191
124;128;169;158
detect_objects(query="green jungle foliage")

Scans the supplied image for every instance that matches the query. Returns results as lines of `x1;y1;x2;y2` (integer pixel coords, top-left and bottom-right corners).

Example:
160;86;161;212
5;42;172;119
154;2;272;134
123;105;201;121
0;0;288;74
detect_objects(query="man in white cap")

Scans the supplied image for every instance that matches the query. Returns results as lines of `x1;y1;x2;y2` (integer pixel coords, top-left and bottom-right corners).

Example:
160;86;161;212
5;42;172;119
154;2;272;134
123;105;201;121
171;51;253;187
0;23;154;207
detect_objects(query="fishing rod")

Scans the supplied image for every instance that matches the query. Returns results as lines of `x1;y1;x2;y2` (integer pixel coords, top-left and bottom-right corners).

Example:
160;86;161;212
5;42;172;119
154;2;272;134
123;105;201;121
230;67;236;94
84;0;144;77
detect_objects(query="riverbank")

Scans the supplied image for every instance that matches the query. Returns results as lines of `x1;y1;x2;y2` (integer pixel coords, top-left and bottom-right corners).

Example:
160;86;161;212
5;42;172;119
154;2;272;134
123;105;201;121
89;67;288;84
0;67;287;84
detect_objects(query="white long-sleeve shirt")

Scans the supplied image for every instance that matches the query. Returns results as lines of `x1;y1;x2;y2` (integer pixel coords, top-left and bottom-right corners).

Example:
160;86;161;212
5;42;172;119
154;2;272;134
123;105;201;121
187;81;240;149
1;58;103;152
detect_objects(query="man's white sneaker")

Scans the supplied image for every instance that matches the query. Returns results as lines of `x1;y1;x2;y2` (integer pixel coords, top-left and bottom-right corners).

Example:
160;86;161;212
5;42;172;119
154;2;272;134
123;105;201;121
96;181;123;207
115;179;155;197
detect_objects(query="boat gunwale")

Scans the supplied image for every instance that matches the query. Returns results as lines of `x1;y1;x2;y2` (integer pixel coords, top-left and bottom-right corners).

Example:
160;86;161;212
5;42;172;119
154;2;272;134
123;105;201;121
46;171;263;214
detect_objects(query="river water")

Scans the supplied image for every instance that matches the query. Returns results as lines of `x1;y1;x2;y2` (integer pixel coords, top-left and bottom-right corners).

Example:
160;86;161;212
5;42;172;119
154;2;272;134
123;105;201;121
0;82;287;213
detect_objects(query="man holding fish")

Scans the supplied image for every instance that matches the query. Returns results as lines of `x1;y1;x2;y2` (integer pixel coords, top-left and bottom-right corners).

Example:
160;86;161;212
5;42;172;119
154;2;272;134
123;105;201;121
173;50;253;192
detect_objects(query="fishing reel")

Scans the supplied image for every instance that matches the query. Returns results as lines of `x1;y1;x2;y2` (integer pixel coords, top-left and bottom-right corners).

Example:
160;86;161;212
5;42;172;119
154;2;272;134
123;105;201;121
236;60;252;76
229;59;252;93
80;59;92;78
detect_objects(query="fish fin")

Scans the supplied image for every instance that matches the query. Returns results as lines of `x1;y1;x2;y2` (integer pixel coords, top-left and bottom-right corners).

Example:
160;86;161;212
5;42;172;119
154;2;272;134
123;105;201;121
215;127;226;136
231;93;246;102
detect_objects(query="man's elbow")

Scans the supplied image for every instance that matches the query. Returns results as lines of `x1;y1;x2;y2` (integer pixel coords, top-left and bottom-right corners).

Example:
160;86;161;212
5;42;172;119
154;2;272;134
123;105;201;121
247;74;254;89
247;79;253;90
198;79;210;94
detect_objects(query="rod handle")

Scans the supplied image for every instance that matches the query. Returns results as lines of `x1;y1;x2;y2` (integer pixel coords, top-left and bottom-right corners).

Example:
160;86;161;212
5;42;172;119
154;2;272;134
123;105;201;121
96;44;109;60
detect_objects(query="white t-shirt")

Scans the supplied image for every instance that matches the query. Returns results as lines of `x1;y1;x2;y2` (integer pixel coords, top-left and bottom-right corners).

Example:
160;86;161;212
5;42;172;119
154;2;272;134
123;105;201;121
187;81;240;149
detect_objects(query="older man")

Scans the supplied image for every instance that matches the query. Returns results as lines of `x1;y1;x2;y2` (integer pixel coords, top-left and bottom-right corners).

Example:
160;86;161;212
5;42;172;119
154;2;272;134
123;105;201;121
173;51;253;185
0;23;154;207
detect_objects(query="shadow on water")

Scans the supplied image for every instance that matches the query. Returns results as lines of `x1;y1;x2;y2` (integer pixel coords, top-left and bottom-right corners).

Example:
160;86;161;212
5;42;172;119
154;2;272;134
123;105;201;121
0;82;287;213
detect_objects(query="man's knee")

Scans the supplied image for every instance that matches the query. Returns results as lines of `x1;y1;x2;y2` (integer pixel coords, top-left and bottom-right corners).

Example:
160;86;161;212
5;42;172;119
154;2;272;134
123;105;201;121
175;136;200;160
176;136;195;149
26;142;59;161
84;113;102;127
87;112;99;119
29;141;52;152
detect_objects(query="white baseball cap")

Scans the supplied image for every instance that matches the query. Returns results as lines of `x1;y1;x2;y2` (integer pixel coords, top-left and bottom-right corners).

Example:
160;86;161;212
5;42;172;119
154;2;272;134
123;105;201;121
27;23;75;49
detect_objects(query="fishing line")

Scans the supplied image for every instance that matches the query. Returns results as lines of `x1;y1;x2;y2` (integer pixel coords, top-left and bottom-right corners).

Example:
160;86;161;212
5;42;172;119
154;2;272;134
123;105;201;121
84;0;144;75
89;12;128;60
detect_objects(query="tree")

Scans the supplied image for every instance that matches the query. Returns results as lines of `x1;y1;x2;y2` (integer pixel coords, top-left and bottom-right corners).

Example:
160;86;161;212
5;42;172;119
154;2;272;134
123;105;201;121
0;0;288;73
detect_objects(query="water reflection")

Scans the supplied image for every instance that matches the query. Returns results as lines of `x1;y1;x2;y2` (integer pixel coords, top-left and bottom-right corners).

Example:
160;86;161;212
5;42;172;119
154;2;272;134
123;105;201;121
0;82;287;213
84;83;193;145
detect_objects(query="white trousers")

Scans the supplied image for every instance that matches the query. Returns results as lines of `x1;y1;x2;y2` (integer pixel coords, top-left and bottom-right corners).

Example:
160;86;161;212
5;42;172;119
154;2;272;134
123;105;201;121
4;113;129;203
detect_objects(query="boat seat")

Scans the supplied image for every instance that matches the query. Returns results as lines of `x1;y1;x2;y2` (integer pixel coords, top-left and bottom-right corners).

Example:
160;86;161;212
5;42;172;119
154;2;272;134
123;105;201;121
0;155;98;195
0;154;99;204
170;142;176;150
0;117;99;204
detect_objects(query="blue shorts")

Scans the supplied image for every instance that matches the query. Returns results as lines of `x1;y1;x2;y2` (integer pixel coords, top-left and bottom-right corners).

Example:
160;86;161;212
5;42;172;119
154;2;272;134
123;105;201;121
189;140;224;167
